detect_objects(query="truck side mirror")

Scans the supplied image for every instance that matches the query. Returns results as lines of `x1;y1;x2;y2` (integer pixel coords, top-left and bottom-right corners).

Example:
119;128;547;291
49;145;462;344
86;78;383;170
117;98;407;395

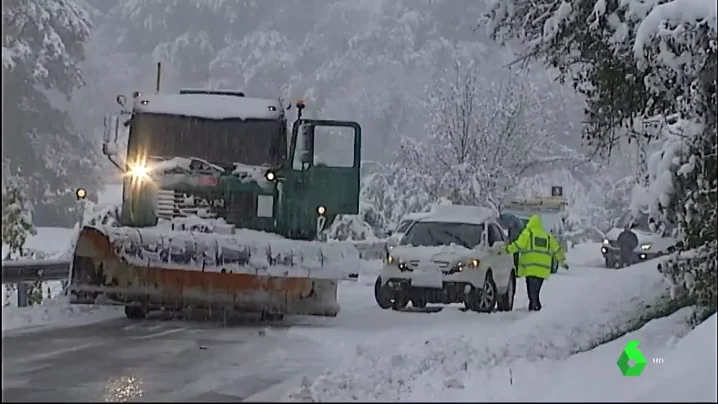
300;150;312;164
102;115;120;157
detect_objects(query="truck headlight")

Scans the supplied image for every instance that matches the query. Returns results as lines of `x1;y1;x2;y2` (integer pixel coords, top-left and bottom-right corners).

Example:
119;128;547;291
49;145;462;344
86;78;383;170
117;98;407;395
640;243;652;251
129;163;150;181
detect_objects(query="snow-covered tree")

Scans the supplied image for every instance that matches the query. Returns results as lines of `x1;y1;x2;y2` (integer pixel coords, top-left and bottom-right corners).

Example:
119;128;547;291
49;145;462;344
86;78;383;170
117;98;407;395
360;162;436;233
2;0;101;226
324;215;377;242
399;58;575;208
482;0;717;317
2;179;35;259
1;178;44;306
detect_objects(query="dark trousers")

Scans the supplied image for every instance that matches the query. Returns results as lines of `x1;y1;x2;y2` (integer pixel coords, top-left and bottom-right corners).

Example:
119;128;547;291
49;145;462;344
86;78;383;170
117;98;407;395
525;276;544;311
619;249;634;267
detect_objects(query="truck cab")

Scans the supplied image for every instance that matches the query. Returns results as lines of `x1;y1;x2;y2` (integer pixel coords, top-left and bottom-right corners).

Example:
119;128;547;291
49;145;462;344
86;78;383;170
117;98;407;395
103;90;362;240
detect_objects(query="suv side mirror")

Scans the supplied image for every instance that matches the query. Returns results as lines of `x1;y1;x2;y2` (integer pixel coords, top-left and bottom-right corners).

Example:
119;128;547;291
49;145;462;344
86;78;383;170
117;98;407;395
102;115;120;157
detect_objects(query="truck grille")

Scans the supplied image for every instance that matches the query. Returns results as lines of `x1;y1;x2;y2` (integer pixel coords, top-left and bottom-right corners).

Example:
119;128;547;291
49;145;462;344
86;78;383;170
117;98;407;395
154;190;256;225
154;190;219;220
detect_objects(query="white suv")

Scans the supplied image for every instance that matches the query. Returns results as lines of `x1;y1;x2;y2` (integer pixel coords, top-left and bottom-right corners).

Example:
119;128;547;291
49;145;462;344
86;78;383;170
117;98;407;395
374;205;516;313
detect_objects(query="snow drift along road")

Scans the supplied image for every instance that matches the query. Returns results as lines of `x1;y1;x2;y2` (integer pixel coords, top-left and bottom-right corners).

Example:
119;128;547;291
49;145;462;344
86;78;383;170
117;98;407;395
295;257;674;402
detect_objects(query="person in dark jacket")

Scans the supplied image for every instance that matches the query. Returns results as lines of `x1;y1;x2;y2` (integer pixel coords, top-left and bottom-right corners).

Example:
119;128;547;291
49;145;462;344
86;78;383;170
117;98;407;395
616;223;639;267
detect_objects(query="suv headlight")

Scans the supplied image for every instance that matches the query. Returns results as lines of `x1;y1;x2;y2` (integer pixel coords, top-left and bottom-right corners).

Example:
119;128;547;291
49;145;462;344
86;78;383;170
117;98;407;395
603;239;610;245
640;243;652;251
452;259;480;273
386;255;410;271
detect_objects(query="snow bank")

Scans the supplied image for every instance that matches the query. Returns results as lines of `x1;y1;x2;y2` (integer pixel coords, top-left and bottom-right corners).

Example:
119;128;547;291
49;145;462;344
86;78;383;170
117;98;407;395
566;242;605;267
296;259;671;401
626;313;717;402
537;307;700;401
2;294;122;333
426;307;715;402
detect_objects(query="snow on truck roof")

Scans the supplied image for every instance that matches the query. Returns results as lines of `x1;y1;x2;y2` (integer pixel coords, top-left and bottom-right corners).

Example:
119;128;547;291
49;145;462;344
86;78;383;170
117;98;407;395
419;205;497;225
132;93;284;120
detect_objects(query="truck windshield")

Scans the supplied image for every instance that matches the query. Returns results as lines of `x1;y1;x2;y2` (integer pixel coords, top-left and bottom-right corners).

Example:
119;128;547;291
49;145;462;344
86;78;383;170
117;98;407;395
400;221;484;248
127;113;286;166
503;209;562;233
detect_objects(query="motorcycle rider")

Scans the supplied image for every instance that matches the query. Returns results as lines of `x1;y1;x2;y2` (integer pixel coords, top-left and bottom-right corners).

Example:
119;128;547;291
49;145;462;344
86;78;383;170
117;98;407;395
501;214;567;311
616;222;639;267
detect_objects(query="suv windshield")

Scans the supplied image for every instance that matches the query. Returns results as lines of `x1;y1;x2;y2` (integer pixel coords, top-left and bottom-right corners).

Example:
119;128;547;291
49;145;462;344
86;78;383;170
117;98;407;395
400;221;484;248
503;209;562;232
127;113;286;166
394;220;413;234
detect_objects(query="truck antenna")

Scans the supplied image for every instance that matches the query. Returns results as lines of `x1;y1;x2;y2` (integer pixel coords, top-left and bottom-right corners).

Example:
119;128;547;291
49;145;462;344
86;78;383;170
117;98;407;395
155;62;161;93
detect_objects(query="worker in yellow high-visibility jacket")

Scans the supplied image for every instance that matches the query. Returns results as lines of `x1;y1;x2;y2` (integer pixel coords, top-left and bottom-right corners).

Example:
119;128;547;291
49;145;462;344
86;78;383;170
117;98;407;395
505;214;568;311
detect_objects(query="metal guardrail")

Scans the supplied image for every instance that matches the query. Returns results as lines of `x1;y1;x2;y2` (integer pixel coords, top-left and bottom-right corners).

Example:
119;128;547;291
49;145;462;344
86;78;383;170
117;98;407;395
1;259;72;308
1;259;72;284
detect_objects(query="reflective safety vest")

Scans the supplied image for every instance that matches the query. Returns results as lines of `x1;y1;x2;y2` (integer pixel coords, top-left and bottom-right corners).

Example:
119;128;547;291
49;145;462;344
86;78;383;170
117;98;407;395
506;228;563;279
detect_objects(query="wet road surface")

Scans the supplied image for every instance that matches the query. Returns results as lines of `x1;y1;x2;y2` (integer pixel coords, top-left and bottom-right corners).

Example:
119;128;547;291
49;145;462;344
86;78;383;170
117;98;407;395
2;316;333;402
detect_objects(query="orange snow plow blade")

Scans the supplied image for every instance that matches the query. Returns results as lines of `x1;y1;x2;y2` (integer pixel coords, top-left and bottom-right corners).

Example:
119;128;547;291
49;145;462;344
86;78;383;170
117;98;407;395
68;226;360;317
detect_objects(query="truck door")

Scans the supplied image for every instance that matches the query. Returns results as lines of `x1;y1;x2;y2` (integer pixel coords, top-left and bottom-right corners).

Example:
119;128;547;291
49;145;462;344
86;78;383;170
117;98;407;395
293;119;361;234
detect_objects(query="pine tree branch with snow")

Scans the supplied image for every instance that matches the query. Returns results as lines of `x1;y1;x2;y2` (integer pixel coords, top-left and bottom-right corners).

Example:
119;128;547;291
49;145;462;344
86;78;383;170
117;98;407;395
2;0;101;226
481;0;717;318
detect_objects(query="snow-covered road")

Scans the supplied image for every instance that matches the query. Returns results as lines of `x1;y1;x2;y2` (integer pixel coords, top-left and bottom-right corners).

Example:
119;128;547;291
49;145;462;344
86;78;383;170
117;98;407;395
6;242;713;402
1;244;615;401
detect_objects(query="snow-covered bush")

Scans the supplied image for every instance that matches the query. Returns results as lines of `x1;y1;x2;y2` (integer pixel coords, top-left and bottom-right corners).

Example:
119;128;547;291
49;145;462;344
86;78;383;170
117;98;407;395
324;215;377;242
659;241;717;322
